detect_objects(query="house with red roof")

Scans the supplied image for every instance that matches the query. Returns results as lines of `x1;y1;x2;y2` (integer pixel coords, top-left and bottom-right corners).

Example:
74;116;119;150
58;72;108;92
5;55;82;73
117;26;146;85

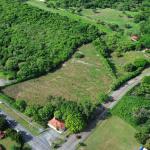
48;117;65;133
131;35;139;41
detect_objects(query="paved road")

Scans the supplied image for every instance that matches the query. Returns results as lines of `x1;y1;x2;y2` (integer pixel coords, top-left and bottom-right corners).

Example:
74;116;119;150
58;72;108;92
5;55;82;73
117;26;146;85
0;109;52;150
0;79;60;150
59;68;150;150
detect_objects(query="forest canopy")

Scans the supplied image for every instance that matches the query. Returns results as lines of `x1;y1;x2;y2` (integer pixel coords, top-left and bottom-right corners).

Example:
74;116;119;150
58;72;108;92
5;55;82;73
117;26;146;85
0;0;100;80
47;0;149;11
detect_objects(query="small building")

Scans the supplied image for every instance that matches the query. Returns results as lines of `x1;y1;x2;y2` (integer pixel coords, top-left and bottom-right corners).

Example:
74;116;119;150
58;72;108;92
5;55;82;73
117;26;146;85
131;35;139;41
48;117;65;133
0;131;5;139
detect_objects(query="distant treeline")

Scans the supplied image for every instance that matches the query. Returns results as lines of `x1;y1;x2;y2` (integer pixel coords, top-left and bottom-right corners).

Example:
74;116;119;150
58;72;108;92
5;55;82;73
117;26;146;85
0;0;100;80
47;0;149;11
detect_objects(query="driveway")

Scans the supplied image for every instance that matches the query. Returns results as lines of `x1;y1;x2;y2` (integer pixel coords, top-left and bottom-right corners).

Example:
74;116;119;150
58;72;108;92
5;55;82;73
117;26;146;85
58;68;150;150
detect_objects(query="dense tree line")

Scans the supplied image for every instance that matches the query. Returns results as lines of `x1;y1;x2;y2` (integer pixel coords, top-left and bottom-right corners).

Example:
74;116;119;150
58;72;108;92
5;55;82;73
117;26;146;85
47;0;148;11
10;96;98;133
0;0;100;80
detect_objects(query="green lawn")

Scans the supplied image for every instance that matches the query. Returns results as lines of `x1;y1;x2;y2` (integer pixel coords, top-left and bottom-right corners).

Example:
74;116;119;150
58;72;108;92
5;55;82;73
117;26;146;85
0;137;18;150
111;51;150;77
80;8;139;35
2;44;114;105
80;116;140;150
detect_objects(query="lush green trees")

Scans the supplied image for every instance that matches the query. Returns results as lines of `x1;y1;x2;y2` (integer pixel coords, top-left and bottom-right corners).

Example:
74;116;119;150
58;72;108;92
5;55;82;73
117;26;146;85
0;0;99;80
124;63;137;72
47;0;146;10
0;115;8;131
66;113;86;133
14;100;27;112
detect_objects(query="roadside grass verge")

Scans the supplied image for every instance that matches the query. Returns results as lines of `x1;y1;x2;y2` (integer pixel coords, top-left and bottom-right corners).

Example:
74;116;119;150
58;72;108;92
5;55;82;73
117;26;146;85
0;103;40;135
79;116;139;150
0;93;42;135
2;44;114;105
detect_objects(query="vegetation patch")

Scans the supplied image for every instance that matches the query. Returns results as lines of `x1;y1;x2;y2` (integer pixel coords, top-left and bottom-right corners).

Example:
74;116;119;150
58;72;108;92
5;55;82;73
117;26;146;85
2;44;114;105
0;0;99;80
79;116;139;150
112;76;150;149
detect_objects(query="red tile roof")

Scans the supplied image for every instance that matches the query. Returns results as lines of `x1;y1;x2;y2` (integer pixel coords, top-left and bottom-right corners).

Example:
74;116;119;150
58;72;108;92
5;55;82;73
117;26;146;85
131;35;139;41
48;117;65;130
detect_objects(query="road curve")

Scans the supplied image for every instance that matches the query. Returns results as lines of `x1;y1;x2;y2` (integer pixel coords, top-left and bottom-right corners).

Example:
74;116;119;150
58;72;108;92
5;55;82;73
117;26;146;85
59;67;150;150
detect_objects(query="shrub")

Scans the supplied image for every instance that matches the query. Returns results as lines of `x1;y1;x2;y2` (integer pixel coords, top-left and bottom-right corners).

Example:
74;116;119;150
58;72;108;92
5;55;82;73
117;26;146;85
135;131;149;144
66;113;86;133
54;111;62;120
14;100;27;112
145;139;150;150
124;63;137;72
0;115;8;131
134;58;149;68
74;53;85;58
99;93;109;103
124;24;132;29
142;76;150;84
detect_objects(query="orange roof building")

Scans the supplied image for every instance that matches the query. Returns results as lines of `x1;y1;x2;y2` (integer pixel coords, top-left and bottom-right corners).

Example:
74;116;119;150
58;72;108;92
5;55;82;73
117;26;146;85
131;35;139;41
48;117;65;133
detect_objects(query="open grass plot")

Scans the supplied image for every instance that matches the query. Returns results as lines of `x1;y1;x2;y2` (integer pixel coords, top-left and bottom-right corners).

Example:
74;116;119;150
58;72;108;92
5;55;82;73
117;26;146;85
111;51;150;77
2;44;114;105
80;116;139;150
80;8;139;30
0;137;18;150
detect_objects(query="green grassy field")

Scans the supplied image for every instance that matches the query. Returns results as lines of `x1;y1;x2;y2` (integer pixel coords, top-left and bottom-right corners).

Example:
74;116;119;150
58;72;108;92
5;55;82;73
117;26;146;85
0;137;18;150
2;44;114;105
111;51;150;77
79;116;140;150
81;9;138;26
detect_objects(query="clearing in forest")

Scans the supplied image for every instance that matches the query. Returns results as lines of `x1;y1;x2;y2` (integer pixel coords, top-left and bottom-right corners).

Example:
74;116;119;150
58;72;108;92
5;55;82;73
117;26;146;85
2;44;114;105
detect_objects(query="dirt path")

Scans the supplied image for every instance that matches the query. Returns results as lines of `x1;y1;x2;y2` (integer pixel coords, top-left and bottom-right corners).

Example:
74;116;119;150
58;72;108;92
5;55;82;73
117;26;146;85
0;79;11;87
58;67;150;150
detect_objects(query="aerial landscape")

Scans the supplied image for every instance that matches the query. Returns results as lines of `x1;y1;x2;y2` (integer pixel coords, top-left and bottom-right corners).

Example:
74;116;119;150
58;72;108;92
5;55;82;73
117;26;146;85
0;0;149;150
